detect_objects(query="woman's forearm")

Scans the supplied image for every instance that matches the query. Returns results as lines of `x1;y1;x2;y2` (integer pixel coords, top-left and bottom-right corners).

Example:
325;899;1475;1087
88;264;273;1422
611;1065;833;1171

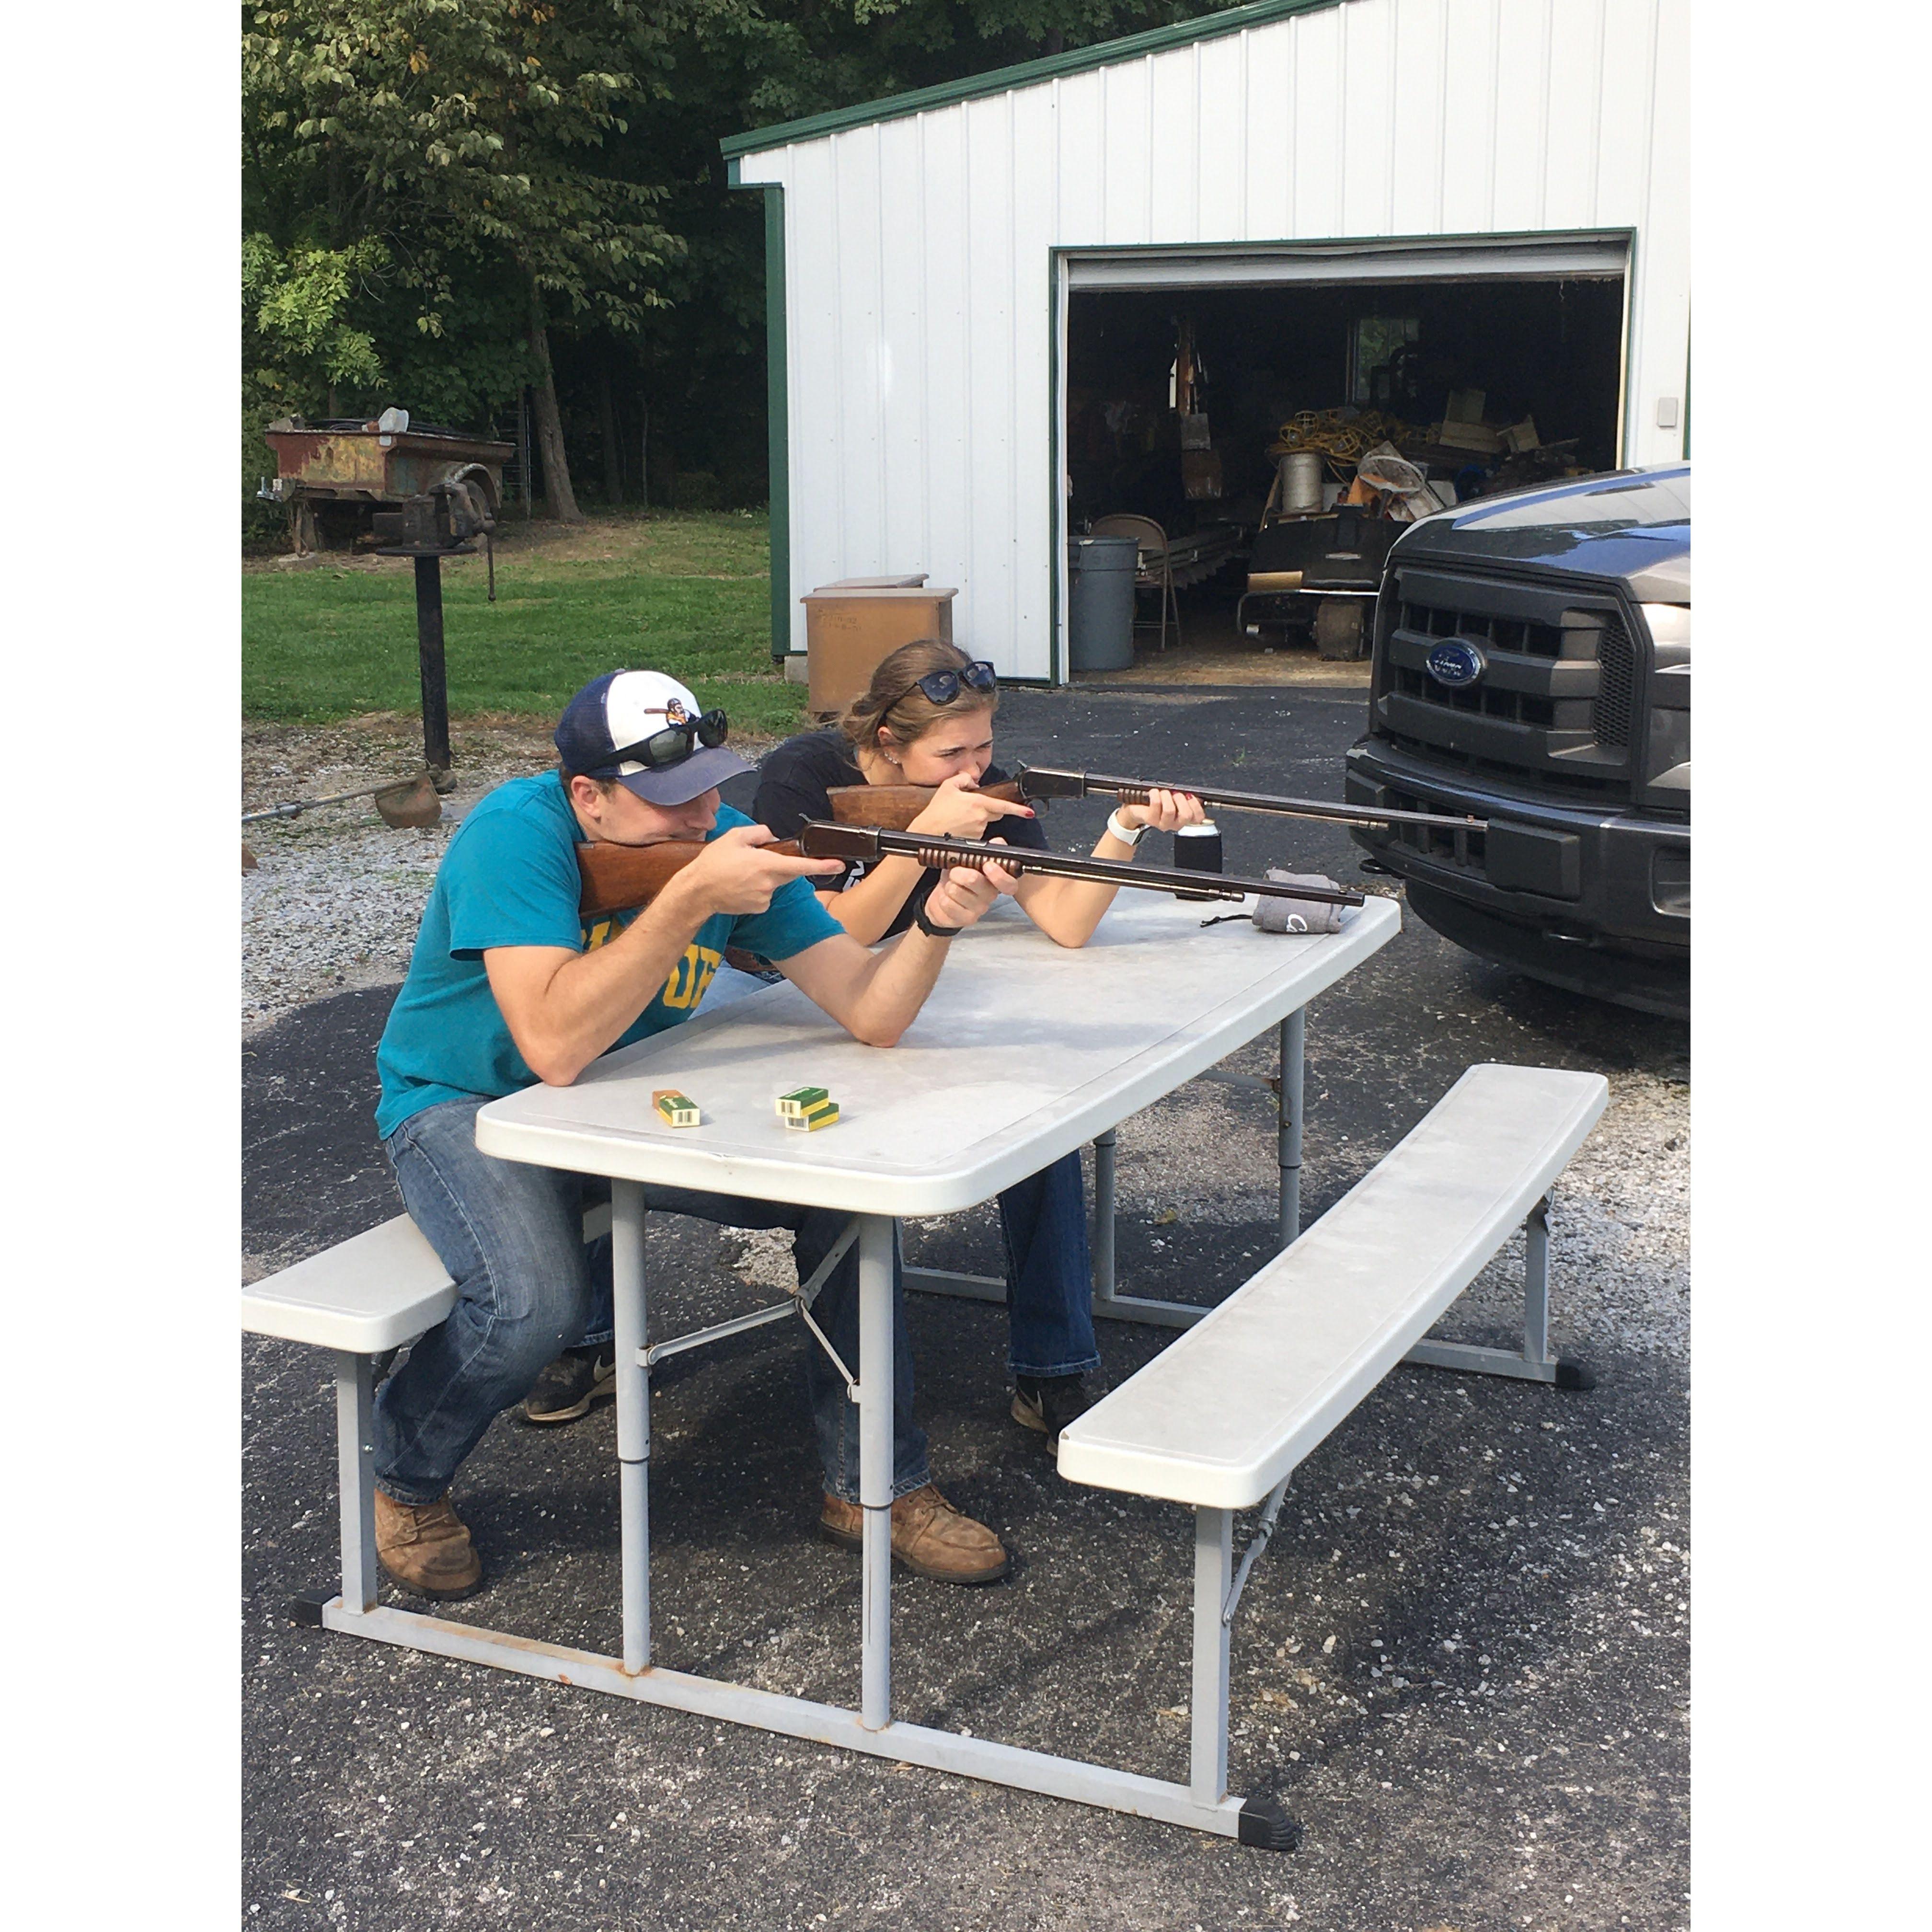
1012;824;1143;948
814;851;930;945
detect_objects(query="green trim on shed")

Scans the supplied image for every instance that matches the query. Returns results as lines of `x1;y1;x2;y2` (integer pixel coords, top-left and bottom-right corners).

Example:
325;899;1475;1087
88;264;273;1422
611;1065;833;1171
720;0;1346;160
761;183;791;662
727;156;794;662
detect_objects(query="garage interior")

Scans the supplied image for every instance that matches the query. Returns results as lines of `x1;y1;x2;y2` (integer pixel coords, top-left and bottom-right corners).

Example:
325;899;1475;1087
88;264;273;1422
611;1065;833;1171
1063;267;1628;669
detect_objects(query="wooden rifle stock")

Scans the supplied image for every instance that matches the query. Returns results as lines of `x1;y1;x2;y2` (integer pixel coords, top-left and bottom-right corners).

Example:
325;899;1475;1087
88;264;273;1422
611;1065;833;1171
797;822;1365;908
828;767;1483;835
576;838;803;919
825;777;1027;832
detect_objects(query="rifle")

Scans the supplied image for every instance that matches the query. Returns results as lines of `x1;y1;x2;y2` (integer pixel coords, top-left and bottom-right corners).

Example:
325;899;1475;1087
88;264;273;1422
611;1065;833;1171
796;822;1365;908
827;765;1480;835
576;837;805;920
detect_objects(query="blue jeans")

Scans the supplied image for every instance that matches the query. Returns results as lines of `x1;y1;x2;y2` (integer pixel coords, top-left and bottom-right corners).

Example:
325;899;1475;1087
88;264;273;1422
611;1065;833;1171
997;1154;1100;1379
693;969;1098;1377
374;1096;930;1506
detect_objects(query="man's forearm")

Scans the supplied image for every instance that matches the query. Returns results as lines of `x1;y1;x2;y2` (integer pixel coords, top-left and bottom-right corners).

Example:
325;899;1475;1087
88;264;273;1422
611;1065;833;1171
495;881;708;1082
816;851;927;946
793;921;955;1048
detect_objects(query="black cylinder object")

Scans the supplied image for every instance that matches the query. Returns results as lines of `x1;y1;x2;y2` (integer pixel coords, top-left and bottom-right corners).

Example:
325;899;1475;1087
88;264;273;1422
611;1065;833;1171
414;556;451;776
1172;820;1223;900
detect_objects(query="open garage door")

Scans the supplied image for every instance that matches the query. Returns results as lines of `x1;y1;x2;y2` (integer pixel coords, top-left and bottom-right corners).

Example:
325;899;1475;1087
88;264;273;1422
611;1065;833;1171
1056;234;1630;673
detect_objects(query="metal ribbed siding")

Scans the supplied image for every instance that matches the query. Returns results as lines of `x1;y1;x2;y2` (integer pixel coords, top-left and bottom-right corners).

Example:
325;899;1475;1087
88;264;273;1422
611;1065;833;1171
737;0;1688;678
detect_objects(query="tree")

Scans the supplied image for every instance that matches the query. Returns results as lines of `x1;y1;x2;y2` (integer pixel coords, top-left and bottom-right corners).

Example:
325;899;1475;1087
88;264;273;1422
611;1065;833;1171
243;1;690;519
240;2;1252;531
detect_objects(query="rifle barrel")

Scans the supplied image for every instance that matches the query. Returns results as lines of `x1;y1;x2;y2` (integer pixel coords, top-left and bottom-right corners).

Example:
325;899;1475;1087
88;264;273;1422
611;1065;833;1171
1016;765;1484;834
796;822;1365;908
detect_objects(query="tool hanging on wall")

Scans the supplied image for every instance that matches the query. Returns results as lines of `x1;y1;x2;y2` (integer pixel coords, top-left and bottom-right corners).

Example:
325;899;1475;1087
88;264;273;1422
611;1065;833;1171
1172;316;1222;499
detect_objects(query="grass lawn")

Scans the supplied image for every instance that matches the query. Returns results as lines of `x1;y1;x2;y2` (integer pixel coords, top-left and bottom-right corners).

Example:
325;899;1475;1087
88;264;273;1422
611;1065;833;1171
242;509;811;738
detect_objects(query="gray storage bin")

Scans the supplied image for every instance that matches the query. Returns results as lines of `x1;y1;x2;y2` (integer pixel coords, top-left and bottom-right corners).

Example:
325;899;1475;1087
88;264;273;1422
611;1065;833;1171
1067;535;1138;671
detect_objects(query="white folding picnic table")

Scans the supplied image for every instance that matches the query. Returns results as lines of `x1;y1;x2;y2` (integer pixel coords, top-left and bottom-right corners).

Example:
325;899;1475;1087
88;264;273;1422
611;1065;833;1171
335;890;1399;1838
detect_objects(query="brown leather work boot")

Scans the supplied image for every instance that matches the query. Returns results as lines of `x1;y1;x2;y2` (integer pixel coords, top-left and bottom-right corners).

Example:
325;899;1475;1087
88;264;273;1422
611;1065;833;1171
819;1484;1011;1585
374;1489;485;1601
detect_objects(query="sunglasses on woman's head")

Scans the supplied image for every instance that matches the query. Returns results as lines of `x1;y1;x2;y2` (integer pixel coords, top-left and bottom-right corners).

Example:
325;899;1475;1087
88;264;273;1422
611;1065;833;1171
907;660;997;706
599;706;729;773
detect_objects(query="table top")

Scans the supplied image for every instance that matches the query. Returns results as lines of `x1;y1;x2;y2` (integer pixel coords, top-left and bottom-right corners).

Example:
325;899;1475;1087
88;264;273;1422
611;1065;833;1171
475;892;1400;1217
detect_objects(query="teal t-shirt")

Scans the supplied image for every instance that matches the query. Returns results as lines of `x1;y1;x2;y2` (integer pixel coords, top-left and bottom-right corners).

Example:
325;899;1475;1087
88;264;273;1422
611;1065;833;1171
374;773;840;1138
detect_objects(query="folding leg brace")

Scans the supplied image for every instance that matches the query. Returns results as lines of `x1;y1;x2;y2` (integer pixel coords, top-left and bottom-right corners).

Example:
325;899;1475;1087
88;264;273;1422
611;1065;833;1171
1402;1193;1595;1389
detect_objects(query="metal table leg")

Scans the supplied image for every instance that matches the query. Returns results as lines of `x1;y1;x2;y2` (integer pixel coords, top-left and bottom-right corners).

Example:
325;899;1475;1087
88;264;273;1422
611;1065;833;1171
1092;1128;1118;1306
1189;1507;1233;1808
857;1213;895;1731
334;1350;378;1614
1278;1008;1304;1250
611;1180;650;1674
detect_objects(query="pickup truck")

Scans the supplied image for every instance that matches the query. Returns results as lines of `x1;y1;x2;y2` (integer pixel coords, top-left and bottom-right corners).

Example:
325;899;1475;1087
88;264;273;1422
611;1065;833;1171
1343;466;1690;1018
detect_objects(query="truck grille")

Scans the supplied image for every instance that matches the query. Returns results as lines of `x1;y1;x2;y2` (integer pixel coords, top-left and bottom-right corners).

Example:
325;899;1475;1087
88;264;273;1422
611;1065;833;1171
1374;564;1646;800
1593;618;1634;748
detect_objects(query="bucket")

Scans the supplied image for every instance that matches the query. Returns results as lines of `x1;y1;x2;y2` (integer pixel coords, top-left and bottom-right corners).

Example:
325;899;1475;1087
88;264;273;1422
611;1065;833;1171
1280;450;1324;516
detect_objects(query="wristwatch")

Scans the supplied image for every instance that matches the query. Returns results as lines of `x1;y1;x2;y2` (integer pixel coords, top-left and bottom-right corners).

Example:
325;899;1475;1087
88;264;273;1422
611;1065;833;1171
1105;809;1146;848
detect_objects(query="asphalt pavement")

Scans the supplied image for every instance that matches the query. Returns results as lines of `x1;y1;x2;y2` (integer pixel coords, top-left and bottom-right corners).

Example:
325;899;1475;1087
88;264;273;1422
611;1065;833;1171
243;682;1689;1931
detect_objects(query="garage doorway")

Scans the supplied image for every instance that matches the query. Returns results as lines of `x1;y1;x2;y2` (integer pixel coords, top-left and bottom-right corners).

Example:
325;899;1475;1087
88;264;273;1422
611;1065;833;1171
1055;235;1631;677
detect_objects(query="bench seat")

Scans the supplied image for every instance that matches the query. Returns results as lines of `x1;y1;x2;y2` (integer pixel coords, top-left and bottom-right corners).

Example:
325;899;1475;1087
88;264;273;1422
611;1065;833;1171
242;1202;614;1355
1056;1063;1609;1510
242;1215;455;1355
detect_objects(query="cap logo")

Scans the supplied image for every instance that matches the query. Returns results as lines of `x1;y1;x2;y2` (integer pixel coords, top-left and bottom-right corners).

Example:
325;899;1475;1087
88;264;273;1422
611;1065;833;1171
662;697;690;725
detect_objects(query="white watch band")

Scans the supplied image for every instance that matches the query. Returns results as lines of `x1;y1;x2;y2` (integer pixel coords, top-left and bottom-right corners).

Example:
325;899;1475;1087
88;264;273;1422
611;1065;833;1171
1105;809;1145;847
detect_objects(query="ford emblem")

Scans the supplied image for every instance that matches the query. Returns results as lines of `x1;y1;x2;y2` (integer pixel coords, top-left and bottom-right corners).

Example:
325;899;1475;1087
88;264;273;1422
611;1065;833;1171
1426;640;1486;687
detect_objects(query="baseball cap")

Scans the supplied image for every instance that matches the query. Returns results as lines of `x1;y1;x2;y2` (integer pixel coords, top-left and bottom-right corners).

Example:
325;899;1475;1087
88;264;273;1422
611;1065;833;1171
554;670;752;805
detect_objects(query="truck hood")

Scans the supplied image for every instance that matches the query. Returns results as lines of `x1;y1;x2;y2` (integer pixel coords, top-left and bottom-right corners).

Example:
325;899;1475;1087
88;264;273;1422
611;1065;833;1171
1394;465;1690;602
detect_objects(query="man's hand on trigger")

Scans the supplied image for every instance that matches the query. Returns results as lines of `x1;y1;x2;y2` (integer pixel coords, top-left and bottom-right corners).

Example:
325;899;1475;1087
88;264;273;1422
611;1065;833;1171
675;824;845;918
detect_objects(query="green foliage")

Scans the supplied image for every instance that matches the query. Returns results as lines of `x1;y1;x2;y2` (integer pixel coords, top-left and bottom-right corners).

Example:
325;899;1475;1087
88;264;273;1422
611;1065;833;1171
242;232;388;390
242;510;809;736
242;1;684;329
242;0;1251;540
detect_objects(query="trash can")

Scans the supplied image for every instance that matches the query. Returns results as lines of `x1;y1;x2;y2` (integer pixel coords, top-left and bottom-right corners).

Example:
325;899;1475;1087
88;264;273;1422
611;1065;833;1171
1067;535;1138;672
801;577;956;715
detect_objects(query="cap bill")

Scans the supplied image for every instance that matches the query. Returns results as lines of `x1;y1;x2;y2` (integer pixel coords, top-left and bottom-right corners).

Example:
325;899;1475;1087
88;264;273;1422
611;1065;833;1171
612;743;752;806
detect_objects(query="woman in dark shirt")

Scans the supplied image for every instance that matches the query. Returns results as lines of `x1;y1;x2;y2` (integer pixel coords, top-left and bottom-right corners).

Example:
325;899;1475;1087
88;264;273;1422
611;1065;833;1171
754;639;1204;1443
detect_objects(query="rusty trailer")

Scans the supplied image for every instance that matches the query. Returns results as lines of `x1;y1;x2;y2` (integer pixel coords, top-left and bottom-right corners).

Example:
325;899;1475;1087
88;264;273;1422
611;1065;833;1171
259;413;512;552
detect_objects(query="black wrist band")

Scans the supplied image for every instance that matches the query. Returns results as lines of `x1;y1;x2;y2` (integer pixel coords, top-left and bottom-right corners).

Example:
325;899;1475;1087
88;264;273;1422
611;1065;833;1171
913;903;961;939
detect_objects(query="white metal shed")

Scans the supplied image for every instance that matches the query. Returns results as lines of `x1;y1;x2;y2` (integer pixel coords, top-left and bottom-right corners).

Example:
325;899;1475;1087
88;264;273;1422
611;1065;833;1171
724;0;1689;682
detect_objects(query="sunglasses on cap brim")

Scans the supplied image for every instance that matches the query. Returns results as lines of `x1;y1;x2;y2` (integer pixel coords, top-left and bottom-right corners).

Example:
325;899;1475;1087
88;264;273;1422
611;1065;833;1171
906;660;997;706
598;707;729;773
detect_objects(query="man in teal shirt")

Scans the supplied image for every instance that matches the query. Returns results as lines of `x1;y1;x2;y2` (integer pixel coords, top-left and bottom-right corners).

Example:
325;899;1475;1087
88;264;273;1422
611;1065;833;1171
371;669;1014;1599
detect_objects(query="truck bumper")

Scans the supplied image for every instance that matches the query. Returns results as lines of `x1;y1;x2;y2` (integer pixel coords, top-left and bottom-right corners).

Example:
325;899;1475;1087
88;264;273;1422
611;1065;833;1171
1344;740;1690;1015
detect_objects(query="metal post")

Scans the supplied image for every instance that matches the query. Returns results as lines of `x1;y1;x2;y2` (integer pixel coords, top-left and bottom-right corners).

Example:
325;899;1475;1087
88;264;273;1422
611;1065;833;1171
858;1213;895;1731
1524;1193;1553;1368
1189;1506;1233;1806
412;555;451;776
1092;1129;1118;1305
519;387;533;520
1278;1008;1305;1249
611;1181;651;1674
334;1350;378;1614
